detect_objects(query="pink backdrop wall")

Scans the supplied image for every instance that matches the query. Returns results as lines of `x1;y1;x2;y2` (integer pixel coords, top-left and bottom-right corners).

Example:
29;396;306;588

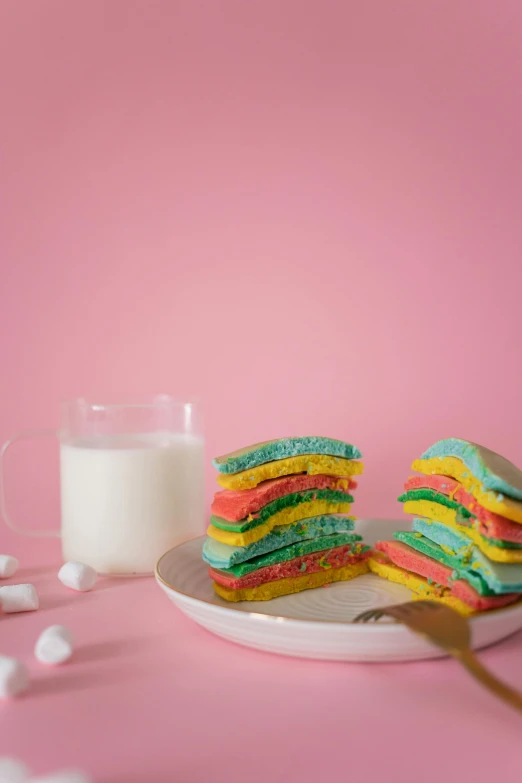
1;0;522;534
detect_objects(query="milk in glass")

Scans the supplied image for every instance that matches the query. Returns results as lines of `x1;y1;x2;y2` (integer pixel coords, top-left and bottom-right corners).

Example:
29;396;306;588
60;433;205;574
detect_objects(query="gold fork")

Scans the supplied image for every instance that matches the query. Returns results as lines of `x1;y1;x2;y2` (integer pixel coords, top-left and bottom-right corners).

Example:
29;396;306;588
354;601;522;714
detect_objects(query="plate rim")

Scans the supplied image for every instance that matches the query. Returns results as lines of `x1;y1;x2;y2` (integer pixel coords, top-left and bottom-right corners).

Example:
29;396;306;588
155;536;522;629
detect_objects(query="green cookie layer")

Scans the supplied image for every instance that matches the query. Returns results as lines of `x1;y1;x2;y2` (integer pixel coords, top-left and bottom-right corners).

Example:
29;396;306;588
399;489;522;549
214;533;367;578
211;488;354;532
398;489;474;518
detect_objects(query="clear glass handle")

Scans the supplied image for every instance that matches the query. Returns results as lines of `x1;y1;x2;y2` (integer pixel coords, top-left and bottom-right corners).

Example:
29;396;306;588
0;429;60;537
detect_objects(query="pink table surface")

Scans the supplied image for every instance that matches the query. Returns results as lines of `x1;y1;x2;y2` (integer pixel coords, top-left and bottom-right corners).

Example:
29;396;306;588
2;530;522;783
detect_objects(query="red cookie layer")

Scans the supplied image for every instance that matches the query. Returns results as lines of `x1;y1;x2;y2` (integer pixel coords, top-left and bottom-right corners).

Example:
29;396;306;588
210;546;370;589
211;474;357;522
375;540;518;611
405;474;522;544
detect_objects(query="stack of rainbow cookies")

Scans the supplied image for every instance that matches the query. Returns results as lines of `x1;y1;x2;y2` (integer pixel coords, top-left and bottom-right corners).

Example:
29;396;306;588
202;436;370;601
370;438;522;615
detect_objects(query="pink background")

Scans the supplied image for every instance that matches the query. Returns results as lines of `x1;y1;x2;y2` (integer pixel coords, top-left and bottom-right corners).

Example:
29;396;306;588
1;3;522;781
2;0;522;522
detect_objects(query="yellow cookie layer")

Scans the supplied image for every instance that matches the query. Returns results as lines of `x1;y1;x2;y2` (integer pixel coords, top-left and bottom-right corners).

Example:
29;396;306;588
404;499;522;563
207;499;353;546
213;560;369;602
413;456;522;524
368;555;474;616
216;454;364;490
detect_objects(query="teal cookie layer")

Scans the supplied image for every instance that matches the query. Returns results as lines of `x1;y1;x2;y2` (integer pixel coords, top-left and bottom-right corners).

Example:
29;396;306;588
213;436;362;474
399;488;522;549
213;533;368;578
202;515;356;568
412;517;473;560
394;531;494;596
210;488;354;532
410;517;522;594
420;438;522;501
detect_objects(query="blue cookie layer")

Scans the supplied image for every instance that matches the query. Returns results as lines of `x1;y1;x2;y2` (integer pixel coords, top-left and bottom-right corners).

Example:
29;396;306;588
412;517;473;559
420;438;522;501
212;436;362;474
202;514;357;568
411;517;522;594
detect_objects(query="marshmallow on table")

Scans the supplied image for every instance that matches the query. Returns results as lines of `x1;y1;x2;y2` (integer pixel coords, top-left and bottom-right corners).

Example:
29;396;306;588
29;773;92;783
0;758;29;783
35;626;74;665
58;562;97;592
0;556;19;579
0;656;29;699
0;584;38;613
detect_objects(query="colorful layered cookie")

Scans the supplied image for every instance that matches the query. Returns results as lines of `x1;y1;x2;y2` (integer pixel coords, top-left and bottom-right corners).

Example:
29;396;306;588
404;519;522;593
216;454;363;490
368;551;474;615
369;545;518;615
213;437;362;474
208;487;354;546
371;438;522;615
205;436;368;601
211;474;357;522
214;437;363;490
413;439;522;523
212;534;371;601
214;560;369;602
418;439;522;500
404;475;522;545
398;493;522;563
210;532;368;584
202;515;358;569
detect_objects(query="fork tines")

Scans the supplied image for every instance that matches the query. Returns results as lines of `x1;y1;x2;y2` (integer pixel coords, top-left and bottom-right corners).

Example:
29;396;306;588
353;600;442;623
353;609;384;623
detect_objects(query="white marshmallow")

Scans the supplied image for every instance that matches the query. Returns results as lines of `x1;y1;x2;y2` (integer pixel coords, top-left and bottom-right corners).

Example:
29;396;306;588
0;556;19;579
0;584;38;613
0;758;30;783
58;562;97;592
0;656;29;699
29;772;91;783
35;626;74;665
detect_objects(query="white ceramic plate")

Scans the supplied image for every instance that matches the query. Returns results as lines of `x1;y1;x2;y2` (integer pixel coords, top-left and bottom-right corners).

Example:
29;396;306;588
155;519;522;662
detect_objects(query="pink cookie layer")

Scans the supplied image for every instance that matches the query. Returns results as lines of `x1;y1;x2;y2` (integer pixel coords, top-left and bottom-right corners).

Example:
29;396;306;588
209;546;370;589
375;540;518;611
211;474;357;522
406;474;522;544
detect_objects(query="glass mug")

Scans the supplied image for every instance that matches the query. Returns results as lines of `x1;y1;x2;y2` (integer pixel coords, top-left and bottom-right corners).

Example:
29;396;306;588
0;396;205;575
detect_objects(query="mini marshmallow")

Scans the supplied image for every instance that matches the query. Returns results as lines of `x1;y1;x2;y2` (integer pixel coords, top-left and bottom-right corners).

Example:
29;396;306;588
0;584;39;613
58;562;97;592
0;556;19;579
35;626;74;665
29;773;91;783
0;758;29;783
0;656;29;699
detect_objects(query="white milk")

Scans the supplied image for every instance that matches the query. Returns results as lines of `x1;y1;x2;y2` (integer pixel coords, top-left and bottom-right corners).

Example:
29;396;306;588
60;433;205;574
